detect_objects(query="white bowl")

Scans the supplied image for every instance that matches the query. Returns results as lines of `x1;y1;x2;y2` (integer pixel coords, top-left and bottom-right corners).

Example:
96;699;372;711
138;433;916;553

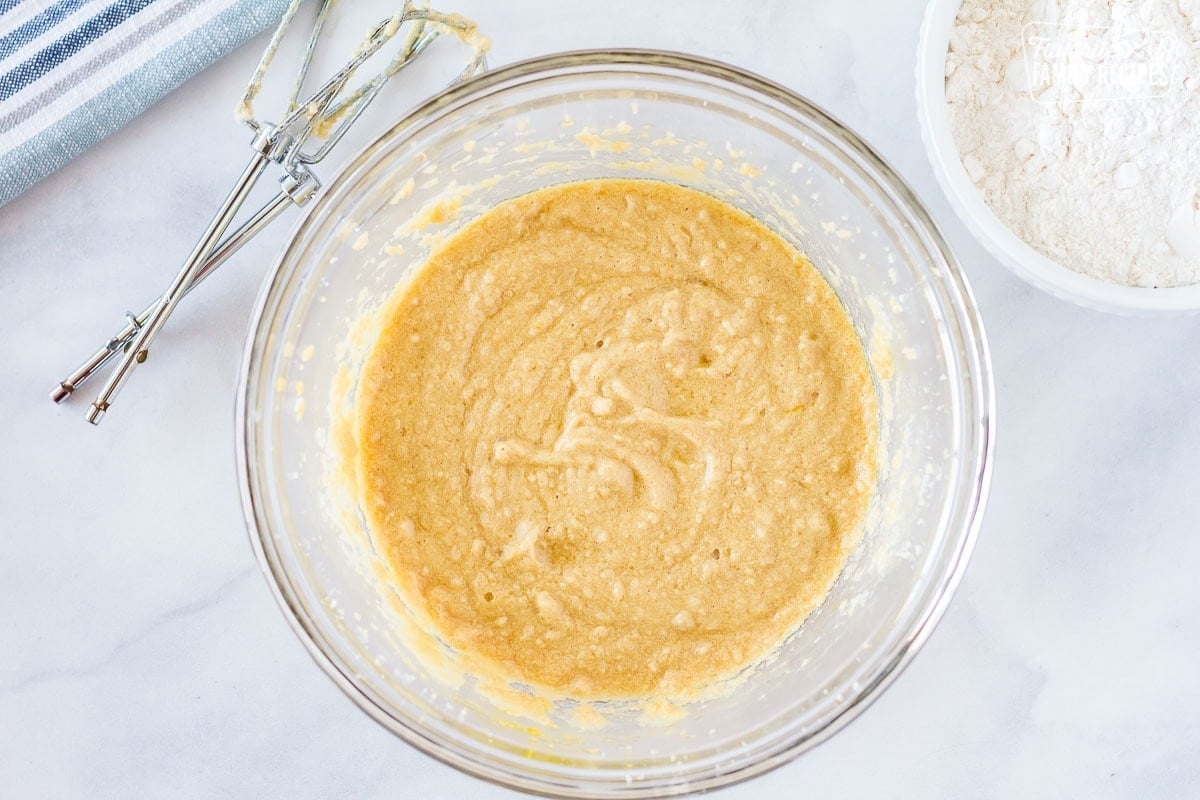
915;0;1200;315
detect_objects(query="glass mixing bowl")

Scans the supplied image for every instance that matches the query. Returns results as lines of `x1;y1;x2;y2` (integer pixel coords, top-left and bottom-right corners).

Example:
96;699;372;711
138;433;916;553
237;51;994;797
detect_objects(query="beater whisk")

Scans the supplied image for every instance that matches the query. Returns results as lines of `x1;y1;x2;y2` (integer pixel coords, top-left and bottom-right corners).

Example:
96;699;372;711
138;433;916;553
50;0;488;423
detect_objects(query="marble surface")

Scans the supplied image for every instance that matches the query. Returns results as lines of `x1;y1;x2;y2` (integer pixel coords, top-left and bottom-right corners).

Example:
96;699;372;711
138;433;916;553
2;0;1198;796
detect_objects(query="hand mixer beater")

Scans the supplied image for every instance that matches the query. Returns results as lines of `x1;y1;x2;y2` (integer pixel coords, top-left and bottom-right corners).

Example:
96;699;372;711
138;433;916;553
50;0;488;423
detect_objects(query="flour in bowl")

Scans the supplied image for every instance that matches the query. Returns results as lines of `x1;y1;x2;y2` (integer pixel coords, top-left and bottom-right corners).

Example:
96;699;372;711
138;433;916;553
945;0;1200;288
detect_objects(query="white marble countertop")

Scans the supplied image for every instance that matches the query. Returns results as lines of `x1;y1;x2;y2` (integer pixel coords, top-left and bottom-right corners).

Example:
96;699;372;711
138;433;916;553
3;0;1198;796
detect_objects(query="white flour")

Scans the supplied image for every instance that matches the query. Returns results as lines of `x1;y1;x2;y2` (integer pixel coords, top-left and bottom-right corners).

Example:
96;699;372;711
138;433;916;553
945;0;1200;288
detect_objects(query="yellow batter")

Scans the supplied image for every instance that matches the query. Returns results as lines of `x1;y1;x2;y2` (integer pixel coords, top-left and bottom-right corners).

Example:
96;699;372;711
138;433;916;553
355;178;877;698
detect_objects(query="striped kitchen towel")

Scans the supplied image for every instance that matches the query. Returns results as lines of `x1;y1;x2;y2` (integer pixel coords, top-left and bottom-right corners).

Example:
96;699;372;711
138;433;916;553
0;0;290;207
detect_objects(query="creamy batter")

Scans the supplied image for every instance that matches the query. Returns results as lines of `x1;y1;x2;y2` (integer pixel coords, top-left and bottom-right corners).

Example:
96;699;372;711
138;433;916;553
355;178;877;698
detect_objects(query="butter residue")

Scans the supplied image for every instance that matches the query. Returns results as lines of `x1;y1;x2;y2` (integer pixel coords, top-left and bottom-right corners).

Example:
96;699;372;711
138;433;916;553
235;0;490;141
575;129;632;156
395;192;463;236
389;178;417;204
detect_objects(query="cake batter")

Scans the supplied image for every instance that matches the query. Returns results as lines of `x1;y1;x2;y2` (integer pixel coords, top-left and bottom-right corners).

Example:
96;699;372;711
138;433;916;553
355;178;877;698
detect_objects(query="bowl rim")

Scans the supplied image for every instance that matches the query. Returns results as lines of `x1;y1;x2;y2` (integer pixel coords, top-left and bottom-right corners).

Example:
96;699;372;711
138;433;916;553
237;48;996;798
915;0;1200;314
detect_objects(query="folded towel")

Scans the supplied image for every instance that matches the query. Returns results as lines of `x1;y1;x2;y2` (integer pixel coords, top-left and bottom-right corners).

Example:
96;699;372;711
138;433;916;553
0;0;289;207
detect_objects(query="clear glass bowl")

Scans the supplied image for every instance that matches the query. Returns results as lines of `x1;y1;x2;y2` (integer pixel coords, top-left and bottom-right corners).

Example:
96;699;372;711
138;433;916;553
237;50;994;797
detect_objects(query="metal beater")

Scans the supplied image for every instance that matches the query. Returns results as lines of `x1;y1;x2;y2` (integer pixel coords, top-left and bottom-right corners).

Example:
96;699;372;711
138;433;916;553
50;0;488;422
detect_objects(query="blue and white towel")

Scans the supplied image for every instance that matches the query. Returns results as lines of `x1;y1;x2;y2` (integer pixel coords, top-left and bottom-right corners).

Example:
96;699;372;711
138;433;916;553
0;0;289;207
